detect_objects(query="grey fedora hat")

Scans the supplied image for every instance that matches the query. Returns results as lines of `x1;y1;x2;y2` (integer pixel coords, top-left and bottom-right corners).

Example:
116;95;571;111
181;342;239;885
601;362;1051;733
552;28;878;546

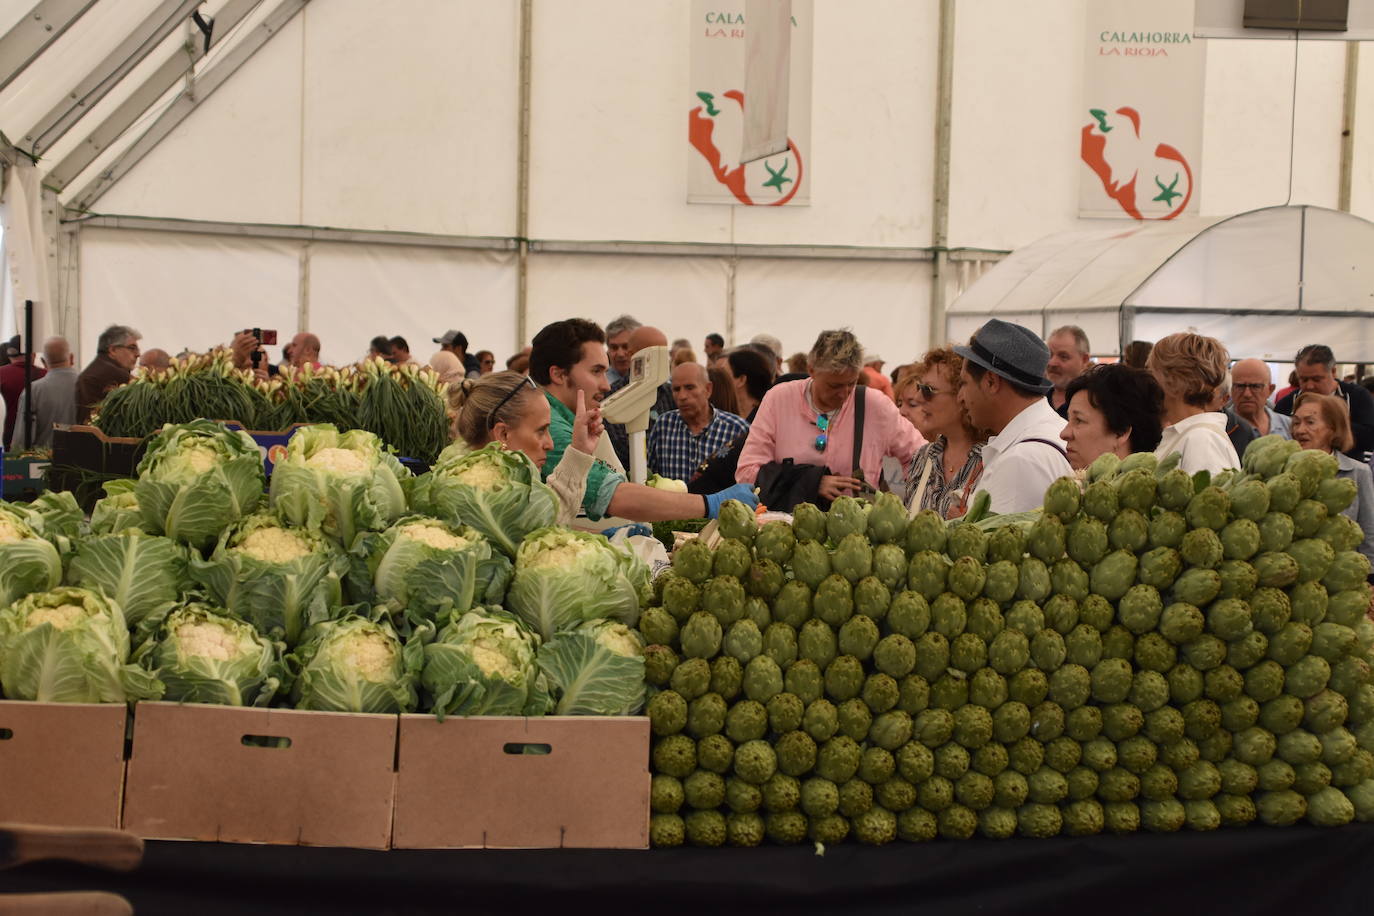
953;318;1054;394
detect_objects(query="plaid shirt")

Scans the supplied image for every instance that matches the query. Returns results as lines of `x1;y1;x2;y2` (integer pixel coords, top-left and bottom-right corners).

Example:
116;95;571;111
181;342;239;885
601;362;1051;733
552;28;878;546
648;407;751;483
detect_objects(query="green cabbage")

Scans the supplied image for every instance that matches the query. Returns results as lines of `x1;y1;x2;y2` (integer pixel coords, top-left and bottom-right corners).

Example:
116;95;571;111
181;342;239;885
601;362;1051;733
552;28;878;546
415;443;561;558
189;514;346;645
88;479;145;535
537;618;646;715
134;603;280;706
269;425;410;548
135;420;266;550
0;506;63;609
9;491;84;550
66;531;194;630
348;516;510;629
420;608;551;717
507;526;649;640
287;615;421;713
0;586;162;703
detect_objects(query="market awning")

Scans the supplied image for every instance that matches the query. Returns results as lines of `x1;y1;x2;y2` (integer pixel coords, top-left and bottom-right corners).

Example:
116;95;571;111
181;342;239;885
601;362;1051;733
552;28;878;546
947;205;1374;361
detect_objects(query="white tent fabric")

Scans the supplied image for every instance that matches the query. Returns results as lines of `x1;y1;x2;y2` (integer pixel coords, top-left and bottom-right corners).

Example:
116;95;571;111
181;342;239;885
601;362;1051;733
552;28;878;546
1;158;52;346
947;206;1374;361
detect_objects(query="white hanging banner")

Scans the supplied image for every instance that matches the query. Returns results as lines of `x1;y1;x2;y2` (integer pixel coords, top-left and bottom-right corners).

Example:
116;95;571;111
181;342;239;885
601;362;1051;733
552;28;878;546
1079;0;1206;220
688;0;812;206
1;160;52;347
740;0;793;164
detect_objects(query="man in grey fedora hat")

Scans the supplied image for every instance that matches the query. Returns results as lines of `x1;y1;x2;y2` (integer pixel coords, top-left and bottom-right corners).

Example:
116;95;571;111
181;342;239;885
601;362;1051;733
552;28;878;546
955;318;1073;514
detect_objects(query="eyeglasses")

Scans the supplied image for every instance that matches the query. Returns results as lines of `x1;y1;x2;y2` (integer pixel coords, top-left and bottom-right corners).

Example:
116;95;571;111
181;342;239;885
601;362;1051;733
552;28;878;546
815;413;830;453
114;343;140;352
914;383;949;400
1232;382;1268;392
487;376;537;428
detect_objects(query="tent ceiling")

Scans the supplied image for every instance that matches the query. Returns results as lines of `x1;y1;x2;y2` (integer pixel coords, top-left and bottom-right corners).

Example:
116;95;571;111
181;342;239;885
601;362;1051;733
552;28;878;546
0;0;302;212
947;205;1374;359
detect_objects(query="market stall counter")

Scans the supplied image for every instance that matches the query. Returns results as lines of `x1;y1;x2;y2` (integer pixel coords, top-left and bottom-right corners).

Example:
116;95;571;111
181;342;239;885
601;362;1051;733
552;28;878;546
2;823;1370;916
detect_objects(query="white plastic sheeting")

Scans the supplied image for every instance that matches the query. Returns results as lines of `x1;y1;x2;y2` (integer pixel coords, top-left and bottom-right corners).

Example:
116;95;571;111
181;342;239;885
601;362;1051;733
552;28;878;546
78;228;518;367
79;228;301;362
304;243;518;365
525;253;728;347
732;257;931;361
948;205;1374;359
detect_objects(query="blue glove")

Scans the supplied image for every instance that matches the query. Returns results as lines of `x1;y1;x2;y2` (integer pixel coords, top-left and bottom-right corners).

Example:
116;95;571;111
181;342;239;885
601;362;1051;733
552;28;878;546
705;483;759;519
600;523;653;539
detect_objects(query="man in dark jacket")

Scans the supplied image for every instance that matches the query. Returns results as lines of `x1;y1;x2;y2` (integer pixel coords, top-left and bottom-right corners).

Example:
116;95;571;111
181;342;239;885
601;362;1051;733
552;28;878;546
1274;344;1374;461
75;325;141;423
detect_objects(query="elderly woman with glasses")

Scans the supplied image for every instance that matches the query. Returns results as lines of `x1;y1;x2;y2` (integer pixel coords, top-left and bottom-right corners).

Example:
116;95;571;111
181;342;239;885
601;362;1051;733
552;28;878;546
899;347;987;519
1291;392;1374;569
737;329;923;506
451;370;603;526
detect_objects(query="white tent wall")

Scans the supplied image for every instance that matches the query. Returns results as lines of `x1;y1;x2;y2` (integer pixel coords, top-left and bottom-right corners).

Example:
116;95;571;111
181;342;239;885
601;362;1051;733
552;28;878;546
1199;36;1349;212
78;226;518;367
5;1;1373;366
93;1;522;236
948;2;1374;250
303;243;518;365
91;10;306;226
78;227;301;361
732;258;933;360
529;0;937;248
525;253;728;344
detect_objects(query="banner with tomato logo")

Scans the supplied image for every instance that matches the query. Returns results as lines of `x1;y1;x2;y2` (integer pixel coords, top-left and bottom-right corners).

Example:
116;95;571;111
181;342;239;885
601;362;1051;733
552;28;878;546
1079;0;1205;220
689;0;812;206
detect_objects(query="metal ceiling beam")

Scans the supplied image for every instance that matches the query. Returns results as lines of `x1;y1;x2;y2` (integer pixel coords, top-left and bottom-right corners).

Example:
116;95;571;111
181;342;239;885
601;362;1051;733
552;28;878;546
46;0;261;193
0;0;99;94
23;0;204;158
66;0;309;211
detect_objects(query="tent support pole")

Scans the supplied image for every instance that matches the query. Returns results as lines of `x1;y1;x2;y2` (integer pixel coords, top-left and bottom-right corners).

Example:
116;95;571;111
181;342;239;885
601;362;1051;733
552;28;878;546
1339;41;1359;213
515;0;533;351
928;0;956;347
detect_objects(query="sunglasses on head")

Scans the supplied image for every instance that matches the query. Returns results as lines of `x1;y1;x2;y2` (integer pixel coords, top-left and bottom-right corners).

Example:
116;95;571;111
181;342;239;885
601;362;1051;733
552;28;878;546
487;376;537;428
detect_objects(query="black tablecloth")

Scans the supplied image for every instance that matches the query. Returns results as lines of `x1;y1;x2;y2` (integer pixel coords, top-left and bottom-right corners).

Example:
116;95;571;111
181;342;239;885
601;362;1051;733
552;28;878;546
2;823;1370;915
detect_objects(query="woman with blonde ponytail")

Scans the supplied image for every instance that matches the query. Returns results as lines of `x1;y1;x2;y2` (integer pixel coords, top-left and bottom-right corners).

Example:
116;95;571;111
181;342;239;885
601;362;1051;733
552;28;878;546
450;370;602;525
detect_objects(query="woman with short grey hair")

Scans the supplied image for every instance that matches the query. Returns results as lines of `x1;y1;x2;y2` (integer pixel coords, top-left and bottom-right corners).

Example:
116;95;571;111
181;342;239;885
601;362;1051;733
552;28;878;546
737;328;923;509
808;329;865;375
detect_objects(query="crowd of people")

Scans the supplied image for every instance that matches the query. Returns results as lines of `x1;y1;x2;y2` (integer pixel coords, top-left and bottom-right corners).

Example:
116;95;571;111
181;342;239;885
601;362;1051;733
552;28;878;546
4;313;1372;569
444;314;1374;570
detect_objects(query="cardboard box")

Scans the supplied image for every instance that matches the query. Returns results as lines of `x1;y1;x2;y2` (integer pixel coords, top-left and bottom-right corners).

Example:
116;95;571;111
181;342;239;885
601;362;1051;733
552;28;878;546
1;455;50;501
122;703;397;849
0;702;128;829
392;715;650;849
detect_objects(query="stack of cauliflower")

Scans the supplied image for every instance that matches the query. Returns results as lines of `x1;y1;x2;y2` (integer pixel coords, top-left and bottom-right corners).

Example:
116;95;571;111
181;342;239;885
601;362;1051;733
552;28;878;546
640;436;1374;847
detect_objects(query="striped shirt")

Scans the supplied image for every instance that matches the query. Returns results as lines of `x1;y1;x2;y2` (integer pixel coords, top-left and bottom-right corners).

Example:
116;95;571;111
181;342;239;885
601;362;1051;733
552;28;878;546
648;408;751;483
904;437;985;519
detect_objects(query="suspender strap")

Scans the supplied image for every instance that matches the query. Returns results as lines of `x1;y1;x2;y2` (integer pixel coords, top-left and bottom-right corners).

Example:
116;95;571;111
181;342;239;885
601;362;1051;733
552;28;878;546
1018;436;1070;461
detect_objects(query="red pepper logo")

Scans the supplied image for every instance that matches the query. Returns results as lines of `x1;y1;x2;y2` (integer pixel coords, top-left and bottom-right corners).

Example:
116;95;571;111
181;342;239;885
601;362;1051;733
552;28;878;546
689;89;804;206
1081;106;1193;220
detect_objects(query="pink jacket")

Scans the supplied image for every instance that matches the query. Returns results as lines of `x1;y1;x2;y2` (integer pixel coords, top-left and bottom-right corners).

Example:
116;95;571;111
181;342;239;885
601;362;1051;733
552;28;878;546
736;379;924;485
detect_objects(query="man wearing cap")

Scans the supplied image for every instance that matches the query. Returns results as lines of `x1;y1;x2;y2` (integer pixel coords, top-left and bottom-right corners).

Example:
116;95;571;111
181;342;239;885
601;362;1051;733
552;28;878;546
956;319;1073;514
432;330;480;379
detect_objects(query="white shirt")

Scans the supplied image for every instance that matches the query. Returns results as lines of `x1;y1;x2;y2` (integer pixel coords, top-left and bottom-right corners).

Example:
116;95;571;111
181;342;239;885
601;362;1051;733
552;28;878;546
1155;411;1240;475
973;398;1073;514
